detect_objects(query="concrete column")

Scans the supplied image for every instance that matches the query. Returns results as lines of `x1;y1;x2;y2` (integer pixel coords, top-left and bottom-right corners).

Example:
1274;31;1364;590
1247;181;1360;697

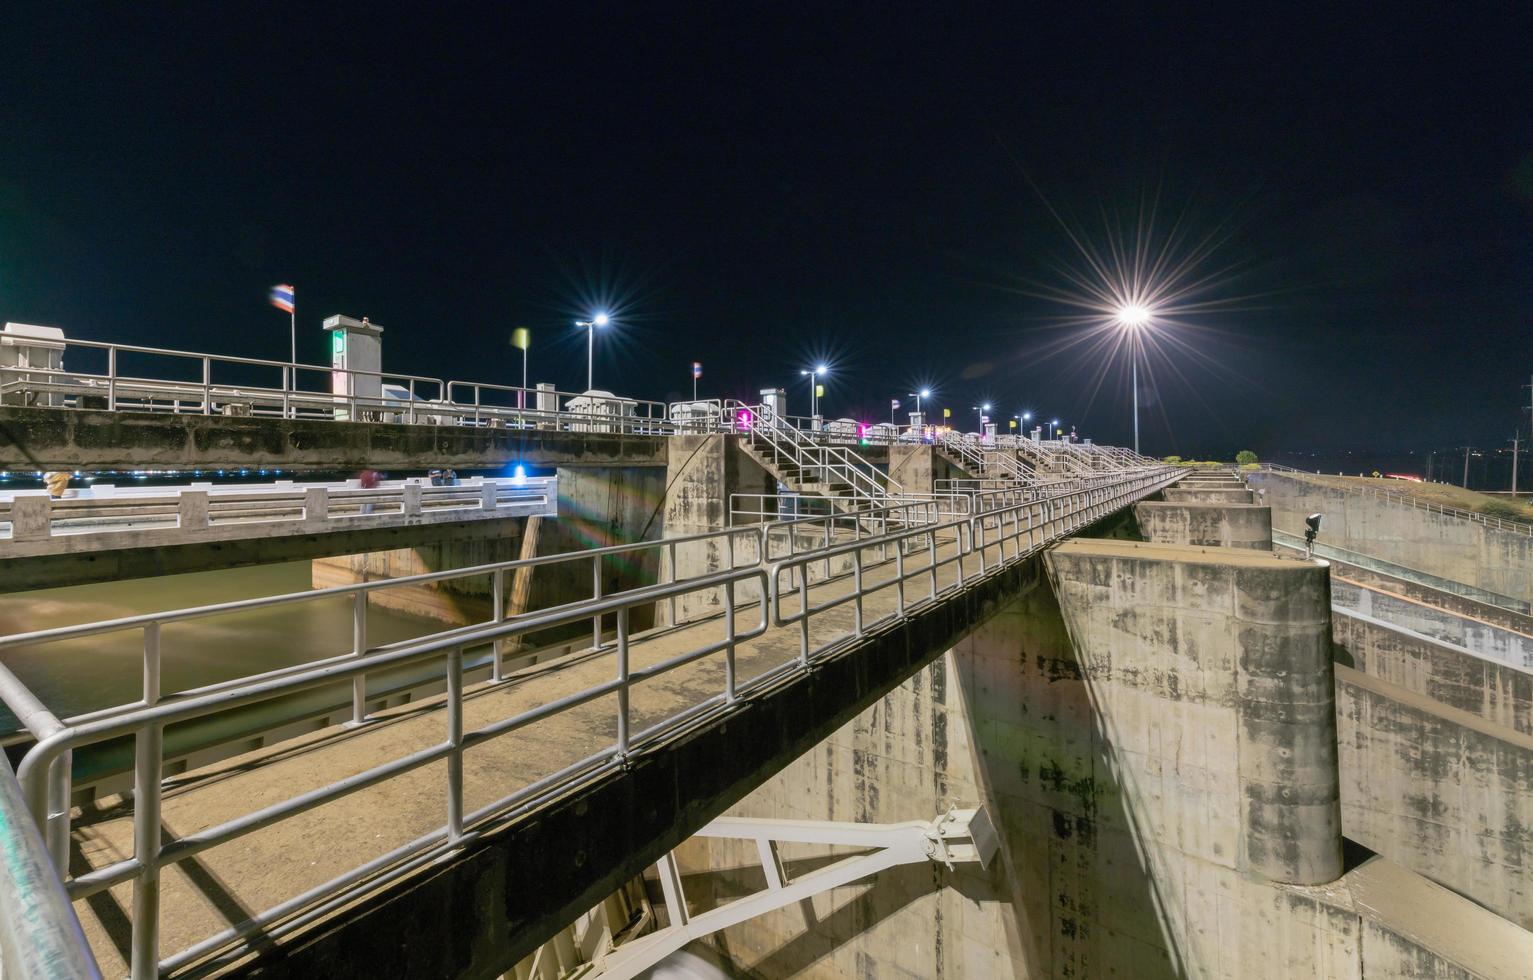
10;495;50;541
1163;486;1256;504
177;490;210;531
304;486;329;526
1133;500;1273;550
479;482;497;511
1045;538;1342;887
402;483;422;516
660;435;774;624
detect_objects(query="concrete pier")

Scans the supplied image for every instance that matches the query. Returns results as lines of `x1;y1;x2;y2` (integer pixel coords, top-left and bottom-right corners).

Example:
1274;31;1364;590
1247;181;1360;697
1133;499;1272;549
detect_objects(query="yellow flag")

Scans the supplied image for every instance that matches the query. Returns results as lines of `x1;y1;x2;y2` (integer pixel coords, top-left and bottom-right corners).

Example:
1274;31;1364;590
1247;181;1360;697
511;327;531;351
815;384;825;398
1009;419;1017;429
943;407;951;419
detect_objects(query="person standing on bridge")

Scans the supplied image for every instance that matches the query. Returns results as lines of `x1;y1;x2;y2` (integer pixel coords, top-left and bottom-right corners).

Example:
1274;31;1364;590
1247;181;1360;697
357;469;381;514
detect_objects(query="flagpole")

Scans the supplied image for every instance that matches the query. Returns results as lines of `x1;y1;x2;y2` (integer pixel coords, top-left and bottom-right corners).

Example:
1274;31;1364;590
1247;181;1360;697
289;310;296;378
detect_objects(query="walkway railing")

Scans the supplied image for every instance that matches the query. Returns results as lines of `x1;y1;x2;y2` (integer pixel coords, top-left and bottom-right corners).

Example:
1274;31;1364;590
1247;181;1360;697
1260;465;1533;536
731;401;898;505
0;476;558;547
0;466;1175;977
0;337;670;434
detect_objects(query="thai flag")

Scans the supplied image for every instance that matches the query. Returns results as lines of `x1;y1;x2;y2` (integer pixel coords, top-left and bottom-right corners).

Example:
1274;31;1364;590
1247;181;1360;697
692;361;702;379
269;284;295;314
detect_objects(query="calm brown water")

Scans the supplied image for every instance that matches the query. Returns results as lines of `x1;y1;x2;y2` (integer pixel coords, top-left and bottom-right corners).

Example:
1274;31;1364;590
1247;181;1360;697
0;561;444;737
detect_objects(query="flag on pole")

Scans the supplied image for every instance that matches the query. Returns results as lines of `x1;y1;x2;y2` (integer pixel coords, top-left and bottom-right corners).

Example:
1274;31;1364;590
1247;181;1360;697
891;398;900;410
511;327;531;350
692;361;702;379
943;407;951;419
269;284;295;314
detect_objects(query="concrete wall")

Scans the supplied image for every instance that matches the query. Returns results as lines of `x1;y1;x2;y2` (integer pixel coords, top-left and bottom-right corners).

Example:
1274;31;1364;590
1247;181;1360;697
887;444;968;494
1251;470;1533;604
313;532;523;623
1044;540;1343;886
679;543;1528;978
1332;577;1533;671
0;404;670;471
1162;486;1256;504
660;434;775;622
1336;665;1533;929
1332;608;1533;736
1133;500;1272;550
312;466;665;637
1320;556;1533;634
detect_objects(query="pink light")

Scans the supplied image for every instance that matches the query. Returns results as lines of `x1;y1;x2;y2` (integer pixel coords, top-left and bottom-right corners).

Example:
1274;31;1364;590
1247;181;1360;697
735;408;753;430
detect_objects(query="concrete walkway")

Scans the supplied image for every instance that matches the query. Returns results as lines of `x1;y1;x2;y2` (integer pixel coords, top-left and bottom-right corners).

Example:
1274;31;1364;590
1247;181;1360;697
67;531;977;975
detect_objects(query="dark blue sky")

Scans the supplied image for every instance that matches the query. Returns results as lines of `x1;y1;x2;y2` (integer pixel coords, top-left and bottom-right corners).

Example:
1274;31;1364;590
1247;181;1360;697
1;5;1530;456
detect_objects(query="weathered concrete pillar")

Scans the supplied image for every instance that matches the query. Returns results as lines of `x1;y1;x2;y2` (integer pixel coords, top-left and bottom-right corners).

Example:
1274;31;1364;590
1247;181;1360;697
1045;539;1342;886
303;486;328;526
1163;486;1256;504
10;495;51;541
1133;500;1272;550
660;435;773;623
177;490;210;531
886;443;966;494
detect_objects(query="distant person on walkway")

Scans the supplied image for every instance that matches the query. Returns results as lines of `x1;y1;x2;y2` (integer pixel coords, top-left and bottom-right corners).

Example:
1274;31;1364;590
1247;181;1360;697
358;469;382;514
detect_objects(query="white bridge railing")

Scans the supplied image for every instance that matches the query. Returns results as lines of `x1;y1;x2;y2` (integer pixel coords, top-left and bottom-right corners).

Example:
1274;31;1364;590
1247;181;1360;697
0;467;1177;978
0;477;558;550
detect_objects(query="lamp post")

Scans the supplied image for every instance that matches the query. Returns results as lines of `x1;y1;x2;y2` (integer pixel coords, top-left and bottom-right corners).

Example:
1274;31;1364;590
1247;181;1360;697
1115;304;1151;454
801;365;827;421
1051;418;1060;441
972;402;991;432
574;312;610;392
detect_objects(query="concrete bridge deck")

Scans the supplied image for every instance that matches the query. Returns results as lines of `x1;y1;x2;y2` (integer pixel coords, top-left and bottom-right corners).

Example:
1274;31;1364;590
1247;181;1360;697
6;470;1176;977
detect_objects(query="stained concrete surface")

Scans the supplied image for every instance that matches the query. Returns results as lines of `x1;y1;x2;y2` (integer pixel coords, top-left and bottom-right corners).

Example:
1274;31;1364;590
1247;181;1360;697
1336;664;1533;929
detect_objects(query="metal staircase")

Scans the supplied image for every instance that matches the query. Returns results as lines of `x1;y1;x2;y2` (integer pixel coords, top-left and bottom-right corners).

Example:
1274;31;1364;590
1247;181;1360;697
738;405;898;508
940;435;1040;487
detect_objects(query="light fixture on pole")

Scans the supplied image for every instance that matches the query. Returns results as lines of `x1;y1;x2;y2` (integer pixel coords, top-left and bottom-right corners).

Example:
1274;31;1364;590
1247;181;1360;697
972;402;991;432
1115;304;1152;454
909;389;930;416
801;365;827;419
574;313;610;392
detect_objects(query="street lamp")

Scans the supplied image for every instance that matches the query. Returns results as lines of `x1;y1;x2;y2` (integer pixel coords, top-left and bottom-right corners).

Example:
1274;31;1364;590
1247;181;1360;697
575;312;610;392
909;389;930;416
800;364;828;420
1051;418;1061;441
1116;304;1151;454
972;403;991;433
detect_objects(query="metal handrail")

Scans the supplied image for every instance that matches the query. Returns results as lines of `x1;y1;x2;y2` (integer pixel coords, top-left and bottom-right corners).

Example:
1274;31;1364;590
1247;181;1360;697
0;758;100;979
735;402;898;504
0;465;1177;977
1260;465;1533;536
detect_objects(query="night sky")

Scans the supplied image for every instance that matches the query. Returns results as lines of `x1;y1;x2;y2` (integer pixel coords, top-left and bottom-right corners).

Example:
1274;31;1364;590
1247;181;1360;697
2;6;1530;458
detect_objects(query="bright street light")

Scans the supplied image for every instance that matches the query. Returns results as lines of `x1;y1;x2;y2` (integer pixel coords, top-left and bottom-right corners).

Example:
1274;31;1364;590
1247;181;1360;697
801;365;828;419
1116;304;1154;454
575;313;611;392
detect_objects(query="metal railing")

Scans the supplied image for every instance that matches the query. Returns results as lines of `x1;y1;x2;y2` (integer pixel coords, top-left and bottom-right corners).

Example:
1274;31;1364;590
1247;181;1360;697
1260;465;1533;536
0;466;1176;977
731;401;898;505
0;337;670;435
